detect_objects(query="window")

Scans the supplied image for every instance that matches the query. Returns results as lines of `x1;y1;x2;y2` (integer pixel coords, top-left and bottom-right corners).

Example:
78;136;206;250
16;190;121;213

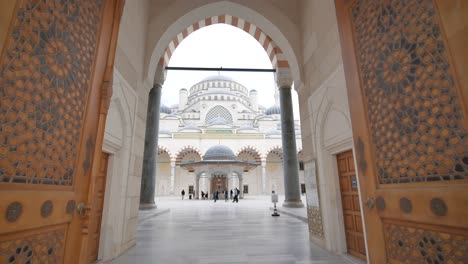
205;105;233;124
188;185;194;195
301;184;306;194
243;185;248;194
299;161;304;171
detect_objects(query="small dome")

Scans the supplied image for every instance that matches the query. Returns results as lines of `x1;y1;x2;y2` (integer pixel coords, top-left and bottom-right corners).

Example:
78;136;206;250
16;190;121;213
160;104;171;114
249;89;257;94
265;105;281;115
180;88;188;92
203;145;236;161
201;75;236;82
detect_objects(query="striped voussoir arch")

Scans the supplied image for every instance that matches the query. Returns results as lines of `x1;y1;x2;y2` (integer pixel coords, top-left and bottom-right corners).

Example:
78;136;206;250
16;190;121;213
159;15;289;70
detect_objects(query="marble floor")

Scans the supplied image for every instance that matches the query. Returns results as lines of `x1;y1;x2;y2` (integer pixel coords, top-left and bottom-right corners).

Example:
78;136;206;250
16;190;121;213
111;197;354;264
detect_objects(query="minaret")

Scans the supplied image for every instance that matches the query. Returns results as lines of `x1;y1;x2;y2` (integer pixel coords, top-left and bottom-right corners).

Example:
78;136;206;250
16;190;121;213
179;88;188;111
249;89;258;112
274;87;280;106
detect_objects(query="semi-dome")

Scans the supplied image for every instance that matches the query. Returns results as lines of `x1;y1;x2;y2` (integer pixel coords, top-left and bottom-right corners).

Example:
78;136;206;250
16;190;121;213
206;117;229;126
160;104;172;114
201;75;236;82
203;145;236;161
265;105;281;115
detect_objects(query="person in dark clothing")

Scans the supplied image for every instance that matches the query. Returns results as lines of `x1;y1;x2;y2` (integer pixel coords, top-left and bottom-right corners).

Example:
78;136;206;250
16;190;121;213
214;190;218;202
230;189;233;199
232;188;239;203
224;190;228;202
201;191;204;200
181;189;185;200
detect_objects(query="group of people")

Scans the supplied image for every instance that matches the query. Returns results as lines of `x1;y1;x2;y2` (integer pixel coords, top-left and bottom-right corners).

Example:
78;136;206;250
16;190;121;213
180;188;240;202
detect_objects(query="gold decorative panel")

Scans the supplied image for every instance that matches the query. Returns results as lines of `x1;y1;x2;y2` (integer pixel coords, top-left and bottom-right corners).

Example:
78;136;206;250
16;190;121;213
0;0;104;185
307;206;324;238
0;227;65;263
350;0;468;184
384;222;468;263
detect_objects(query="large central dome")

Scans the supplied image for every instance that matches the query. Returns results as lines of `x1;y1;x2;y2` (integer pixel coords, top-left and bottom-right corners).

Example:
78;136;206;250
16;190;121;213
203;145;236;161
201;75;236;82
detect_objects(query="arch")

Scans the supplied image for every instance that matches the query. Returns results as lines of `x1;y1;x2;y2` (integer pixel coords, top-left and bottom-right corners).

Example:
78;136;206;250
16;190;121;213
205;105;233;124
265;146;283;161
160;16;287;70
157;146;172;161
236;146;261;163
175;146;202;164
146;1;301;85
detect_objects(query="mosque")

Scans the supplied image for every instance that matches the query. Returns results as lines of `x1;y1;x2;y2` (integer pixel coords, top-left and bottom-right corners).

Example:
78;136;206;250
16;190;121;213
156;75;305;197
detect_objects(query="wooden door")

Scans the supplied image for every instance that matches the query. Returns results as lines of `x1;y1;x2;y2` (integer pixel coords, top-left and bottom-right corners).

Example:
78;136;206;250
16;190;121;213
87;152;109;262
336;0;468;263
337;150;366;260
0;1;123;263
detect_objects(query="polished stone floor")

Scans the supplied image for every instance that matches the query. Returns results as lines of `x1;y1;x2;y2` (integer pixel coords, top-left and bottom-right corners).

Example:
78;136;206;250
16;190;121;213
111;197;353;264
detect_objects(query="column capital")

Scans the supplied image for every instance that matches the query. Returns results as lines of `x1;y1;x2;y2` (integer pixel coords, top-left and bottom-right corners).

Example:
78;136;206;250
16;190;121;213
275;67;293;88
153;66;166;87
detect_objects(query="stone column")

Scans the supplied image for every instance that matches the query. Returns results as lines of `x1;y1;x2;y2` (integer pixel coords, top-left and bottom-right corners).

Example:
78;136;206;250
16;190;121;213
139;83;163;209
195;175;200;199
170;159;176;194
261;159;267;194
277;75;304;208
239;176;243;199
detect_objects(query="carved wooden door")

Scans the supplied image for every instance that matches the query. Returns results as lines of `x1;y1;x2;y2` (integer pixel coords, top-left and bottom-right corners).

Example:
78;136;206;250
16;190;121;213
0;1;123;263
336;0;468;263
337;150;366;260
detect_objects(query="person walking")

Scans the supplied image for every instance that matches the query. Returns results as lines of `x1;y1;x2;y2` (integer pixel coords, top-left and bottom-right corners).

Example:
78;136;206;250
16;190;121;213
230;189;233;199
181;189;185;200
224;190;228;202
233;188;239;203
201;191;204;200
214;190;218;203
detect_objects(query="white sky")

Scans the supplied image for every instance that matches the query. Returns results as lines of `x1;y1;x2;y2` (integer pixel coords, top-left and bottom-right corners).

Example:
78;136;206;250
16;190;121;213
161;24;300;119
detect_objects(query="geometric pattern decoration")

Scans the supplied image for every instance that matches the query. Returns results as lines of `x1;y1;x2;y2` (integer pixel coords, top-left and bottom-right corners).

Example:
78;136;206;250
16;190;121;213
0;0;104;185
0;227;65;263
205;105;233;125
350;0;468;184
307;206;324;238
383;222;468;263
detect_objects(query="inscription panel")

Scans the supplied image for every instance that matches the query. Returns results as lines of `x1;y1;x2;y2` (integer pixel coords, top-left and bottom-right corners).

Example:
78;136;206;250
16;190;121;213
0;0;104;185
350;0;468;184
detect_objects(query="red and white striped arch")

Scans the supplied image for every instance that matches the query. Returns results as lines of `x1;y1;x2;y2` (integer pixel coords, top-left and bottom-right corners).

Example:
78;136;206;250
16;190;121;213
158;15;290;70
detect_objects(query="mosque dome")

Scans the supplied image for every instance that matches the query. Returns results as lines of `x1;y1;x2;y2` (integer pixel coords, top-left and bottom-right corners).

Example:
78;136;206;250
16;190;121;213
265;105;281;115
160;104;172;114
201;75;237;82
203;145;236;161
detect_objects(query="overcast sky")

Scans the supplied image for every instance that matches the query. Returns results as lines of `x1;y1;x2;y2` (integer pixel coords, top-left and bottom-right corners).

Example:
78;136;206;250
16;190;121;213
161;24;300;119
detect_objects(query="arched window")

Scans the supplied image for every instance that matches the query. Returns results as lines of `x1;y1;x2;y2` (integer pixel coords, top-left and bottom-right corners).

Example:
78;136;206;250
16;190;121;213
205;105;233;124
